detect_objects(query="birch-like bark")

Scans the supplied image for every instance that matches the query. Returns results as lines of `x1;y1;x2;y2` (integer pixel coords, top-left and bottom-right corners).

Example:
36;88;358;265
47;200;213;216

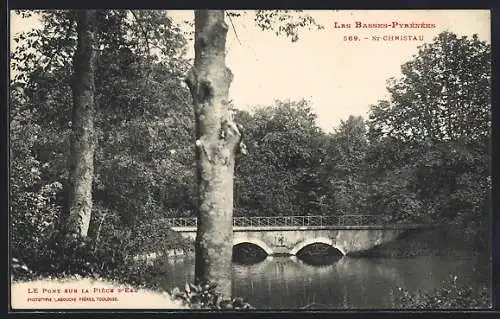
67;10;97;238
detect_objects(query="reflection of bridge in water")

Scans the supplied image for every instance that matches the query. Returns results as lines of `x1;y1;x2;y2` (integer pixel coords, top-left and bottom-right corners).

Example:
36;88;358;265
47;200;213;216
166;215;434;256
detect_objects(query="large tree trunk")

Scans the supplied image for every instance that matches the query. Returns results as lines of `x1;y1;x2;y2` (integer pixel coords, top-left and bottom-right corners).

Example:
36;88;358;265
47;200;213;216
67;10;97;238
185;10;240;298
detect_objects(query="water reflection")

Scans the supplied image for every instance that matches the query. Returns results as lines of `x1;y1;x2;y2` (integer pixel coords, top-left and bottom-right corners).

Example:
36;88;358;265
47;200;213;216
296;243;344;266
158;254;489;309
233;243;267;264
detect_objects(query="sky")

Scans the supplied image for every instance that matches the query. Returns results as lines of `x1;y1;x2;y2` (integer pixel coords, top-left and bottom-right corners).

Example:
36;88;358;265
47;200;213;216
10;10;490;132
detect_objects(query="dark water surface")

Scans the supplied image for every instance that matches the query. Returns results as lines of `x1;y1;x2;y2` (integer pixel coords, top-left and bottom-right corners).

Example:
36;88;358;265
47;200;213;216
157;253;490;309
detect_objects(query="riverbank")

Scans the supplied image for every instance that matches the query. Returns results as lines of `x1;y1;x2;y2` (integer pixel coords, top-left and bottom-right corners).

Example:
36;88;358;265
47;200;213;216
355;227;490;257
133;249;194;265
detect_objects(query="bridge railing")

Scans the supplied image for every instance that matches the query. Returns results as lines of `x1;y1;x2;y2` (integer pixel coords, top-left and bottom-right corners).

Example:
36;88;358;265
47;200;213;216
165;217;197;228
164;215;388;228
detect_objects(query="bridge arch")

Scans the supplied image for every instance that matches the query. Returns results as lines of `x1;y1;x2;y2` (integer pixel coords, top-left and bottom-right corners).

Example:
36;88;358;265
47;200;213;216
289;237;346;256
233;238;274;255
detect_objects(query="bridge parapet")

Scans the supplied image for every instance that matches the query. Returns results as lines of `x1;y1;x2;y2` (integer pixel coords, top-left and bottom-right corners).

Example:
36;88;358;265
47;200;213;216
164;215;394;228
164;216;436;257
171;224;433;233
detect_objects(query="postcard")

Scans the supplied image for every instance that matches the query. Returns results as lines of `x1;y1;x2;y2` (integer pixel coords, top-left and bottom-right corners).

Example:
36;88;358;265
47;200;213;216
9;9;492;311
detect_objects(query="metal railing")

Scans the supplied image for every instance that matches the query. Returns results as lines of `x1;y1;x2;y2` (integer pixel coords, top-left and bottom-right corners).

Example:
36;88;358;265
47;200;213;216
164;215;389;228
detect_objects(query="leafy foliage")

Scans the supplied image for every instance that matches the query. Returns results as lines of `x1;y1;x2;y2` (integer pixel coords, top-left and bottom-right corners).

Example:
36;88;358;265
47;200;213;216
172;282;254;310
234;99;327;217
368;32;490;144
10;102;65;265
324;116;369;215
254;10;324;42
366;32;491;230
10;9;194;287
394;275;491;309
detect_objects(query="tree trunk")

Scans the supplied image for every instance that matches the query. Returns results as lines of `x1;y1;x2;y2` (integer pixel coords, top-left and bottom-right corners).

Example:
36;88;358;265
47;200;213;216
185;10;240;298
67;10;97;238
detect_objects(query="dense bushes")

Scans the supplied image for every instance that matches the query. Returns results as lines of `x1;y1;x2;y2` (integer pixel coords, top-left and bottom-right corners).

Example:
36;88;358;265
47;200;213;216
10;10;194;286
171;282;254;310
394;275;491;309
11;204;193;289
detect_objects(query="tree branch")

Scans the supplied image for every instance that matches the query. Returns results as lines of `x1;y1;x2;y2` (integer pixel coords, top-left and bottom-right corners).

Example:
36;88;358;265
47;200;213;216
126;9;153;85
226;12;242;45
41;14;75;75
93;212;108;253
129;10;151;59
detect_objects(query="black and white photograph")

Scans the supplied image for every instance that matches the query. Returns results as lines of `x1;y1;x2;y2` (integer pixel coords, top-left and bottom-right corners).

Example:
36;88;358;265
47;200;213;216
9;9;492;310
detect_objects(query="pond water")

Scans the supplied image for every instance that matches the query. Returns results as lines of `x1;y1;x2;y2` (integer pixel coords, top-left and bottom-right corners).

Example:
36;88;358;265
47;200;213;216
156;253;490;309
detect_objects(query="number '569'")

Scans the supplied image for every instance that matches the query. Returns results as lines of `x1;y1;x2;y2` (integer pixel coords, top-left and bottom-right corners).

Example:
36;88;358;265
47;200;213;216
344;35;359;41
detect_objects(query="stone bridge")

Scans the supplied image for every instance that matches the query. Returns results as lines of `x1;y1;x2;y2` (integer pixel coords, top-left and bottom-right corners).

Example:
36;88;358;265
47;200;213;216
166;215;433;256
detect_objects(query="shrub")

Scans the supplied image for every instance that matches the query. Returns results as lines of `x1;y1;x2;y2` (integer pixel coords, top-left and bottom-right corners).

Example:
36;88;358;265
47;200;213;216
171;282;254;310
11;205;194;291
395;275;491;309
